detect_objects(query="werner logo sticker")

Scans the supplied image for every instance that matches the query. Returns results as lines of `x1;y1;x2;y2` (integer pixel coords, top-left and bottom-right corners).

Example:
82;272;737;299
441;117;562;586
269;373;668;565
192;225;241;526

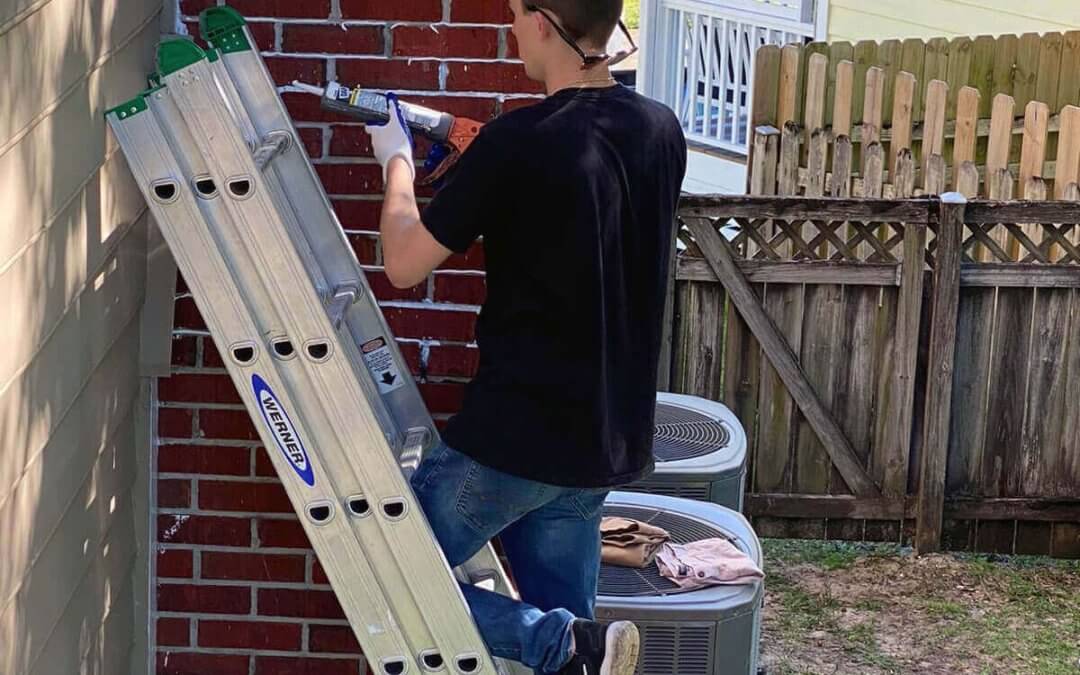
252;374;315;487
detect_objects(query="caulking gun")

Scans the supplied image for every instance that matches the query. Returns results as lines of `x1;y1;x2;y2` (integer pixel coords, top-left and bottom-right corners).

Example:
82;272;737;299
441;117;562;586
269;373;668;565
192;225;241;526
292;80;484;185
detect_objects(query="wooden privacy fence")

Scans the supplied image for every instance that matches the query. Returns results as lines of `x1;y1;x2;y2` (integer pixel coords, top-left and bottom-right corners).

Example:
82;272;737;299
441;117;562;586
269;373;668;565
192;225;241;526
747;32;1080;207
668;194;1080;557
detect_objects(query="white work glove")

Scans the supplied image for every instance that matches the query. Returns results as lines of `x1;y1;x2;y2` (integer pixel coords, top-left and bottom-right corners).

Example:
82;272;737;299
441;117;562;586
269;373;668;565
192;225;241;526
365;92;416;183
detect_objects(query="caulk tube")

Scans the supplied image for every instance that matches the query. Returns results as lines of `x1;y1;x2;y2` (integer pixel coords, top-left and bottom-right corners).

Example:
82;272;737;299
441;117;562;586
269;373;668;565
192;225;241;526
320;81;456;144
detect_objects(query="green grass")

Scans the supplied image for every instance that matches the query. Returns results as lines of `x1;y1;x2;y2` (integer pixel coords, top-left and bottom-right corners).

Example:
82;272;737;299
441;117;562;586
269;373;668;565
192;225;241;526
623;0;640;29
841;623;902;672
763;539;899;570
922;598;967;619
766;572;838;640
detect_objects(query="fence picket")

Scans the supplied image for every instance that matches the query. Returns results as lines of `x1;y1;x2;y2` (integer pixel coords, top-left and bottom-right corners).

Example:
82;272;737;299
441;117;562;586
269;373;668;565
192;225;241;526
987;94;1017;197
1013;33;1043;112
806;128;829;198
891;71;916;175
1020;101;1051;189
833;60;855;138
1054;106;1080;199
832;136;853;197
923;38;951;101
863;143;885;198
805;53;829;134
778;44;801;128
828;41;855;128
751;46;782;139
853;40;878;123
946;37;974;119
1057;31;1080;109
923;81;949;187
1036;32;1064;112
925;154;947;195
895;149;916;198
957;161;980;198
901;38;927;122
863;67;886;145
879;39;903;125
954;87;981;186
971;35;997;118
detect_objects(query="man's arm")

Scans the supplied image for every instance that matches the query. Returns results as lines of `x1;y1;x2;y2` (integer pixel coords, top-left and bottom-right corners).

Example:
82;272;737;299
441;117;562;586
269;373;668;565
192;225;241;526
363;94;453;288
365;93;496;284
380;156;453;289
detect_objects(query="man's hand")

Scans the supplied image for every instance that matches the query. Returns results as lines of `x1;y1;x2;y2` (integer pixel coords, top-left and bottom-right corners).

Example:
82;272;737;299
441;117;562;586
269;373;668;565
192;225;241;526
365;93;415;182
366;93;453;288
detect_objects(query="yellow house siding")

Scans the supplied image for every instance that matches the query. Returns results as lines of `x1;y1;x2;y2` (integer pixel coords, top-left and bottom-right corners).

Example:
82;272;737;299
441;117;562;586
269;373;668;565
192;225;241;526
827;0;1080;42
0;0;161;672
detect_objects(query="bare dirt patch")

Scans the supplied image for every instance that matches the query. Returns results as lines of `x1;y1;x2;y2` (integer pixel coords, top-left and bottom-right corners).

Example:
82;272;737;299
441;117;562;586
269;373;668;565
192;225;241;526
759;540;1080;675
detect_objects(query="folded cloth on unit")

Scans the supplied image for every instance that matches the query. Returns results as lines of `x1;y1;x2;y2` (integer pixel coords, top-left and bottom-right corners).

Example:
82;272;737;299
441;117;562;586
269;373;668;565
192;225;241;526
600;517;671;568
655;538;765;590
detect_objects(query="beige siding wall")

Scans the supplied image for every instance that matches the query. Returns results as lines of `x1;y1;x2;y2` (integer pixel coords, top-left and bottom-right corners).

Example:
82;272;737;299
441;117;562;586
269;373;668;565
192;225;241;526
0;0;162;673
828;0;1080;41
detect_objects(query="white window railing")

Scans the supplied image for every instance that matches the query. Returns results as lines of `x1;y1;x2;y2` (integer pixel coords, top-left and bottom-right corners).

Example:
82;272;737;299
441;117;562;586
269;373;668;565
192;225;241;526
638;0;826;155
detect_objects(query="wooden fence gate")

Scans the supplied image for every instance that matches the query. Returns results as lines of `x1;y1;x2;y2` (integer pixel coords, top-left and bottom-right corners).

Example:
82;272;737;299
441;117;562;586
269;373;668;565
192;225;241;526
668;194;1080;557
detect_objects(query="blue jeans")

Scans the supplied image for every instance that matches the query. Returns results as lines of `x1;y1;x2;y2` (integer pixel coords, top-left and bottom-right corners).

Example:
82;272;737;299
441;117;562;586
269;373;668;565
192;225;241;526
410;441;609;674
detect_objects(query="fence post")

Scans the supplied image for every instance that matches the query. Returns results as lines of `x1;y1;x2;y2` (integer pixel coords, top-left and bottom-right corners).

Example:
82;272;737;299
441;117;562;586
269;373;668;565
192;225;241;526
657;217;681;392
915;192;966;553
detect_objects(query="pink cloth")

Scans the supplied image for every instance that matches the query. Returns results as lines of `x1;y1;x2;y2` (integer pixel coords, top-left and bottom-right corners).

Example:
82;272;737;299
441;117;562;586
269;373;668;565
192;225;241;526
655;538;764;590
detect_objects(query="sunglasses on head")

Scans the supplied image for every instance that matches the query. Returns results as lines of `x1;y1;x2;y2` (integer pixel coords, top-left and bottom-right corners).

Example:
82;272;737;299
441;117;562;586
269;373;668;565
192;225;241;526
523;3;638;69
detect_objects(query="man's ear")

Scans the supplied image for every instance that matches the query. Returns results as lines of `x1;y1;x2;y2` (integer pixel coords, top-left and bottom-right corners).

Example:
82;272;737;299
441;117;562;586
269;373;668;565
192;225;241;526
532;10;548;40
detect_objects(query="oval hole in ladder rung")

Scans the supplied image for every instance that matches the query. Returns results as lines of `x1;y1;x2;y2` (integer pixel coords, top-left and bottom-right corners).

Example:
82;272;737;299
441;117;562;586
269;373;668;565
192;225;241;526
381;499;407;520
420;651;445;671
346;496;371;517
152;181;178;202
306;502;334;525
455;655;480;674
228;178;252;198
194;177;217;197
306;341;330;361
272;339;295;359
382;658;407;675
231;344;257;365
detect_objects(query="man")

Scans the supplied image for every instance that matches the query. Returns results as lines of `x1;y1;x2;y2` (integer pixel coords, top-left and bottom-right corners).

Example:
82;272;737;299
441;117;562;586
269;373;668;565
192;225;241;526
363;1;687;672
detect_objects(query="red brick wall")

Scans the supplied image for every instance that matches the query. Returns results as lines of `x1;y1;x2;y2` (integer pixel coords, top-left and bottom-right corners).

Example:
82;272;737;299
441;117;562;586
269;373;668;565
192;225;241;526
156;2;540;673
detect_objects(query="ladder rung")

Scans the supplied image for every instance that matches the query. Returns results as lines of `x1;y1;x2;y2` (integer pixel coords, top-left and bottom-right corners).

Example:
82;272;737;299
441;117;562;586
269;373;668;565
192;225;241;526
399;427;430;475
252;130;292;170
326;284;360;329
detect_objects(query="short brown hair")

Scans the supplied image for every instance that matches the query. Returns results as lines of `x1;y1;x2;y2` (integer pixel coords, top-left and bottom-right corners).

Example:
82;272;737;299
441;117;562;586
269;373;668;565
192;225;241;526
527;0;623;48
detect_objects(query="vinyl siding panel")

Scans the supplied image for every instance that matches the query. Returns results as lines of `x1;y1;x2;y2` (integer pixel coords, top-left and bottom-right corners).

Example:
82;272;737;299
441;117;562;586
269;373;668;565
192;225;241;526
0;0;160;671
827;0;1080;41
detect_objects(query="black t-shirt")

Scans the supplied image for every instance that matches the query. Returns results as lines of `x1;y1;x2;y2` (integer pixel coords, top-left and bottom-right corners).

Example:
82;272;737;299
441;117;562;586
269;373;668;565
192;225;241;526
421;83;687;488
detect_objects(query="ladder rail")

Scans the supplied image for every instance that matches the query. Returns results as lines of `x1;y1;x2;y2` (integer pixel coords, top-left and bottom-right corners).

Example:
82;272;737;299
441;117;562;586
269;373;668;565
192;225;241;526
159;52;500;673
108;101;415;667
216;42;442;451
205;33;531;675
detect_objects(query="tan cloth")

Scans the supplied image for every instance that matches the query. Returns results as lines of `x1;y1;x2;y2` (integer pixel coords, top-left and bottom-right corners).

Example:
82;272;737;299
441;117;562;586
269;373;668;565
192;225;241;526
655;538;764;589
600;517;671;568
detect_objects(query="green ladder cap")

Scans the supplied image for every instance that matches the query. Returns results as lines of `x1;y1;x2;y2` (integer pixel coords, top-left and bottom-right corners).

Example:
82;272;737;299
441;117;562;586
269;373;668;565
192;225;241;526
106;94;149;120
200;6;251;54
158;38;207;76
207;47;221;63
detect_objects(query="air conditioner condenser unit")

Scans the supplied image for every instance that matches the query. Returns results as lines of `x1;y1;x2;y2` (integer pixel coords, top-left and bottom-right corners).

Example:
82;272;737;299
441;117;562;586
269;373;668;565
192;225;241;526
595;491;763;675
630;393;748;512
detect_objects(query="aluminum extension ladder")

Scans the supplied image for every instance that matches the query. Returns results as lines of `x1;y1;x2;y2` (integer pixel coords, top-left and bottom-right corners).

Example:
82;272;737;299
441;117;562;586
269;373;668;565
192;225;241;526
106;7;528;675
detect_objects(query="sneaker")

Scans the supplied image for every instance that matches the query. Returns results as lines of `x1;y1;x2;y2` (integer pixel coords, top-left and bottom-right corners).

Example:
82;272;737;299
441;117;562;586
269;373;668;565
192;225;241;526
557;618;640;675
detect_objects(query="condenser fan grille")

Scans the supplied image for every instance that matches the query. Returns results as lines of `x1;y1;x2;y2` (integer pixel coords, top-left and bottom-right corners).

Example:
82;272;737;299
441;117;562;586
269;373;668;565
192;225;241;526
598;506;733;597
653;402;731;462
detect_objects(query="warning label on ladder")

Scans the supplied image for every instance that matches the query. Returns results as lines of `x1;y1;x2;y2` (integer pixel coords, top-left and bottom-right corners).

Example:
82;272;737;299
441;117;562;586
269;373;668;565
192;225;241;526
361;337;406;395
